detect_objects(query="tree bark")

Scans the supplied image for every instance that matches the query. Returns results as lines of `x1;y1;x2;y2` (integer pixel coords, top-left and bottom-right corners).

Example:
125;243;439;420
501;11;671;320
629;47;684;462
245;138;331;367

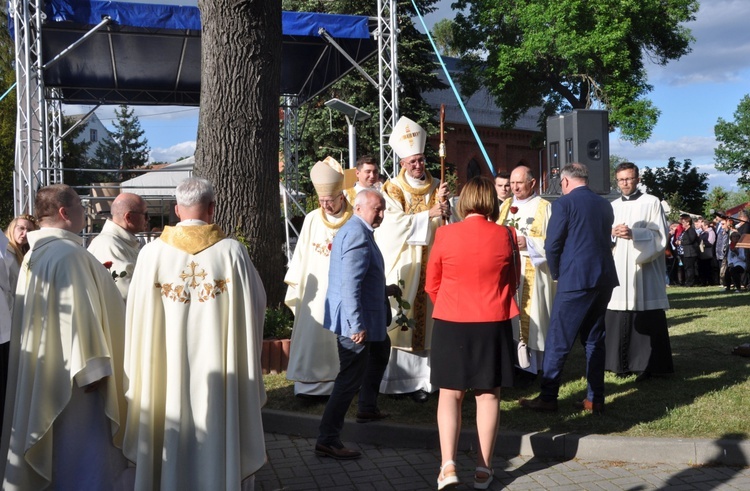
196;0;285;306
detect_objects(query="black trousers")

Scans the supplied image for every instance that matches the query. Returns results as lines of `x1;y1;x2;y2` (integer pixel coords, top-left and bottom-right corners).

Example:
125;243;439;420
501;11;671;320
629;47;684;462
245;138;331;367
317;335;391;446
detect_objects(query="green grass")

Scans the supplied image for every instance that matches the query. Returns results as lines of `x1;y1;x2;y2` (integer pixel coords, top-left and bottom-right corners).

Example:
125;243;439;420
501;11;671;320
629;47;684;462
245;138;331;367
263;285;750;440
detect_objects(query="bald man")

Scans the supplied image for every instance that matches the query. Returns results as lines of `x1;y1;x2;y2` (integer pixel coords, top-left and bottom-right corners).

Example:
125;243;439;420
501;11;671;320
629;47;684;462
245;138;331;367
88;192;149;300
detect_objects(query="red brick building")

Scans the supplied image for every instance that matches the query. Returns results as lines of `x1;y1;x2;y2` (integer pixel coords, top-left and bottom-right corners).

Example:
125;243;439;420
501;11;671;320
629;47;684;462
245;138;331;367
423;57;546;189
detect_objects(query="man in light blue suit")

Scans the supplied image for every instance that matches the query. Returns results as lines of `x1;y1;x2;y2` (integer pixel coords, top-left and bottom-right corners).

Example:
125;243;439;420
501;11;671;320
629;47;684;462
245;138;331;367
520;163;618;414
316;190;394;460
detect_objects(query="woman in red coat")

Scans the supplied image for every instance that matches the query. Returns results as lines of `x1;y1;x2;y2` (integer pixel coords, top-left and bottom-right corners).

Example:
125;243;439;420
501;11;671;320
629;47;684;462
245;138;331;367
426;176;520;490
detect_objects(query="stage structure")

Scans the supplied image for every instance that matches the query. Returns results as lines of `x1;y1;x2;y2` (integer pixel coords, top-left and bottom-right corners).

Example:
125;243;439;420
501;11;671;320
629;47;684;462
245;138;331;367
11;0;400;215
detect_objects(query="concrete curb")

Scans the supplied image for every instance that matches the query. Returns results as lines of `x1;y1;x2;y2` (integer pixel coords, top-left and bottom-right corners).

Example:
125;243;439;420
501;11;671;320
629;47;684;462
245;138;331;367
262;408;750;466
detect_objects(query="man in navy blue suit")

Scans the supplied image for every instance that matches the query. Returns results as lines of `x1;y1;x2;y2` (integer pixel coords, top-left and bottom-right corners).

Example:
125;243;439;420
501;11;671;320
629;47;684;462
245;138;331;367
519;163;618;414
315;190;394;460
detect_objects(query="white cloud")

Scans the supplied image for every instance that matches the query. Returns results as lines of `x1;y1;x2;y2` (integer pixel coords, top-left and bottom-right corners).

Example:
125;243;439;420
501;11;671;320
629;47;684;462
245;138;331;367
610;135;716;163
647;0;750;86
149;141;196;163
610;135;742;191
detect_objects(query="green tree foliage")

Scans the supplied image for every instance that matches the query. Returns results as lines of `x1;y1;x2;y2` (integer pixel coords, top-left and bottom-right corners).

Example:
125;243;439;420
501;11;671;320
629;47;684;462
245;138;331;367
91;105;150;178
281;0;444;194
704;186;731;218
451;0;698;144
431;18;459;57
715;95;750;189
640;157;707;214
704;186;750;216
0;15;16;226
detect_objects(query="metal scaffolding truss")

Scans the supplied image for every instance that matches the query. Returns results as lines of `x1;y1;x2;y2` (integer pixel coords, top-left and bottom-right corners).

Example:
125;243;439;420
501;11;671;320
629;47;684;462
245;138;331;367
376;0;399;178
12;0;399;215
11;0;48;215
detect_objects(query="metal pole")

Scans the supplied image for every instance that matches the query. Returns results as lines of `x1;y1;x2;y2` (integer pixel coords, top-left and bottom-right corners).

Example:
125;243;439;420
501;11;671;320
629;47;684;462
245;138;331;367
347;116;356;169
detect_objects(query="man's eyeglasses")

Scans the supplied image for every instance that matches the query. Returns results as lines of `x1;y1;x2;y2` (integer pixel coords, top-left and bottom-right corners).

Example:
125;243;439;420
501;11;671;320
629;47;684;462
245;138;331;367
616;177;637;184
318;196;342;206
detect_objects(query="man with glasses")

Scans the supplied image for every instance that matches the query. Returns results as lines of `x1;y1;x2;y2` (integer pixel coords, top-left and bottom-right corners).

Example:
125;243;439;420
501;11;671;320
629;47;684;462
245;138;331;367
605;162;673;382
88;192;150;301
497;165;554;385
285;157;352;398
375;116;450;403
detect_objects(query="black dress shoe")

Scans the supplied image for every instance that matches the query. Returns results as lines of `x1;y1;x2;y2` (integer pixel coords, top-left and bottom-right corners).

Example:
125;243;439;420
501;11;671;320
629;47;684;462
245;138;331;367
573;398;605;414
518;396;558;412
410;390;430;403
295;393;329;404
356;410;390;423
314;443;362;460
635;371;652;382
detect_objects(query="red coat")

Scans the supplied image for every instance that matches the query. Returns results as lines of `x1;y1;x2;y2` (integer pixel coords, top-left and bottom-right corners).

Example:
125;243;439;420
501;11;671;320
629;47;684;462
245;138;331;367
426;215;520;322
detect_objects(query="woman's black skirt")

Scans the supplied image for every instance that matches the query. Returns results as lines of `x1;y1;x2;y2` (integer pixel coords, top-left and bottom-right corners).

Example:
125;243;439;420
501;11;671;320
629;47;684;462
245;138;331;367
430;318;516;390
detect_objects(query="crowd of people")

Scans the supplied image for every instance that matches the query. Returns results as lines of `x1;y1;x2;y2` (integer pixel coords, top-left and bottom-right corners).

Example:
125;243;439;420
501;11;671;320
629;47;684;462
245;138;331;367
668;210;749;292
1;112;744;489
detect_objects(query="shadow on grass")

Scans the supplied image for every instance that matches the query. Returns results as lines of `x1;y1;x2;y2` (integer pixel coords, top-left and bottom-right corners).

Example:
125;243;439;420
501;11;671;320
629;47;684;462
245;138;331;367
263;286;750;456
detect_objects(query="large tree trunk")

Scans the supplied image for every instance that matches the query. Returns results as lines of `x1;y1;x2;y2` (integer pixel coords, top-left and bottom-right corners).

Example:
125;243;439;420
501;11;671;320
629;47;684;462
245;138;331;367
195;0;285;306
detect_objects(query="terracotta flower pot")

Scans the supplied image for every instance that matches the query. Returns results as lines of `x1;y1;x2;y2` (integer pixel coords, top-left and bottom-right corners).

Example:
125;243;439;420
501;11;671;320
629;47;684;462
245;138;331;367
261;339;291;375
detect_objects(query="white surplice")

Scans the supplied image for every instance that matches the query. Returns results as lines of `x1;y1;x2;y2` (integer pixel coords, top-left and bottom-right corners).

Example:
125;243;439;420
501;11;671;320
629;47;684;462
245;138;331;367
123;223;267;491
608;192;670;311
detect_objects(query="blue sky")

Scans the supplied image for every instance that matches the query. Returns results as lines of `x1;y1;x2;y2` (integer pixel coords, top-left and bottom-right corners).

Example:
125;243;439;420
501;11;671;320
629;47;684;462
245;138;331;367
69;0;750;191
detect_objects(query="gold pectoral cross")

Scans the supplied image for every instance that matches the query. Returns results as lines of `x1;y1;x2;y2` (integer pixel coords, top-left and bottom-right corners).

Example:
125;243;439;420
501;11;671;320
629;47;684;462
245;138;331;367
180;261;207;288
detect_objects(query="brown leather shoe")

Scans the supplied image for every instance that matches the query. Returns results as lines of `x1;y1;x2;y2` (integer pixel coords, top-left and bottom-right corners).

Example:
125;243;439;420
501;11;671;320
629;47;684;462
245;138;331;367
573;399;604;414
314;443;362;460
356;410;390;423
518;396;558;412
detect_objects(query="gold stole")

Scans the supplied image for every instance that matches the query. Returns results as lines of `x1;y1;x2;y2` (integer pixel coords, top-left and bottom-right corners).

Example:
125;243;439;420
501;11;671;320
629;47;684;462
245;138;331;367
382;168;439;351
498;198;548;343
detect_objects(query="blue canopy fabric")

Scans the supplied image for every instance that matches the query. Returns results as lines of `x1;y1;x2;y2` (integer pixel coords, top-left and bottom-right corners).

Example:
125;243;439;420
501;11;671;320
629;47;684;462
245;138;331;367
37;1;375;105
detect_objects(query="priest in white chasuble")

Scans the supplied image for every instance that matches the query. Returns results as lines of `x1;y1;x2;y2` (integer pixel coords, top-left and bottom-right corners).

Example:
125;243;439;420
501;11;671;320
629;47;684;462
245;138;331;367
498;165;555;380
375;116;451;403
1;184;129;491
123;178;267;491
285;157;352;397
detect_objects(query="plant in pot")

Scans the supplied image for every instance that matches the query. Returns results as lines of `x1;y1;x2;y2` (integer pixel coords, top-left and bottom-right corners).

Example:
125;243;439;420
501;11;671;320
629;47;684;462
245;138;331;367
261;305;294;375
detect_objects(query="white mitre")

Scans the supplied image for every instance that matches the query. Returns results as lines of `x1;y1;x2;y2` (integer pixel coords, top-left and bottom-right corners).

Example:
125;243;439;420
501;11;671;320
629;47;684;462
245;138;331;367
388;116;427;159
310;156;345;196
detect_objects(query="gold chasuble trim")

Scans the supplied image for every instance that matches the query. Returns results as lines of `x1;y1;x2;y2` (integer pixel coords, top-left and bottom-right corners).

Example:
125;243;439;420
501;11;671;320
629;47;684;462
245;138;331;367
382;167;439;351
498;197;549;342
160;224;226;254
319;200;353;230
157;225;230;303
